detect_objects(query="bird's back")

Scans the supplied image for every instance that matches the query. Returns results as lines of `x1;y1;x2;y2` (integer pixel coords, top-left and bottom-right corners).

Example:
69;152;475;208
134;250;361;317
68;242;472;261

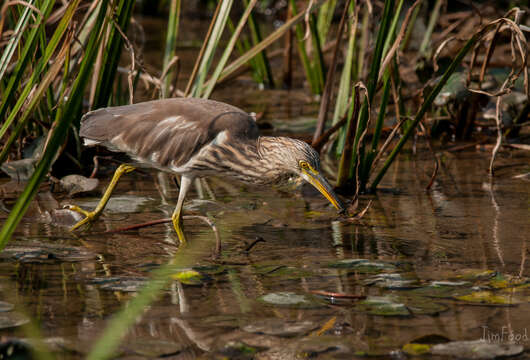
80;98;259;170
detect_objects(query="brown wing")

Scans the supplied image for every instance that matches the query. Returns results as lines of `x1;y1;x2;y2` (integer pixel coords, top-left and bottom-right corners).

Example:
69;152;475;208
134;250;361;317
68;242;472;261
80;98;259;168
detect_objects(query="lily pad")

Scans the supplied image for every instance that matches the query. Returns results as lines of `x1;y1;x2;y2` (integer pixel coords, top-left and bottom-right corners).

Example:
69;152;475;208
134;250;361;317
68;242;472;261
0;312;30;329
364;273;420;289
405;298;448;315
0;158;38;181
73;195;155;214
402;343;432;356
455;291;523;306
242;318;317;337
60;175;99;196
356;296;410;316
0;301;14;313
412;281;473;299
326;259;397;273
454;269;496;281
431;340;523;359
488;274;529;289
258;292;324;309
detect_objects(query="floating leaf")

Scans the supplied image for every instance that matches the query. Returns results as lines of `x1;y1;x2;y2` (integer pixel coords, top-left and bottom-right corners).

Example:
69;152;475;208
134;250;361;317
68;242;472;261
402;343;431;356
454;269;496;281
412;281;473;299
431;340;523;359
258;292;324;309
0;301;14;313
356;296;410;316
405;297;448;315
364;273;420;289
60;175;99;196
455;291;523;306
326;259;397;273
1;242;94;262
0;159;38;181
0;312;30;329
72;195;155;214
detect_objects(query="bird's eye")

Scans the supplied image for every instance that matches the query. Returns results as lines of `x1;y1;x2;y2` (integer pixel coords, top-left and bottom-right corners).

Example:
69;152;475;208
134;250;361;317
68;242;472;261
299;160;309;169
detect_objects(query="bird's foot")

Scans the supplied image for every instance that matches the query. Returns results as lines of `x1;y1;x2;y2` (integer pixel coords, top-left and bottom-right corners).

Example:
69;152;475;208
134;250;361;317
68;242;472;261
65;205;100;231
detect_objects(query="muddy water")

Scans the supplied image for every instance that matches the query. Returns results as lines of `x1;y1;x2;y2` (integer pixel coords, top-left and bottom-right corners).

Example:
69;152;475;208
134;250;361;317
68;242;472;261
1;7;530;359
0;145;529;358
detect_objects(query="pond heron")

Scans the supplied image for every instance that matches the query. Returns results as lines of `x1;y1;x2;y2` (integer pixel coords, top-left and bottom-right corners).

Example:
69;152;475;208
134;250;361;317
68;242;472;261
69;98;345;243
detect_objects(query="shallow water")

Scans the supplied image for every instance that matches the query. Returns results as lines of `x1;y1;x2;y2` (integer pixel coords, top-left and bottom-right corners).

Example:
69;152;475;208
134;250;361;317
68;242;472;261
0;147;529;359
2;5;530;358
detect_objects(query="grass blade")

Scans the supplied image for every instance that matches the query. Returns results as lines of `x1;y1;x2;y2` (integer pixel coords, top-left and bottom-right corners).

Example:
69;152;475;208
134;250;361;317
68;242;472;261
189;0;234;97
211;0;326;88
0;0;55;130
162;0;181;98
348;0;395;190
93;0;135;108
0;0;109;250
0;0;37;80
202;0;258;99
370;30;481;191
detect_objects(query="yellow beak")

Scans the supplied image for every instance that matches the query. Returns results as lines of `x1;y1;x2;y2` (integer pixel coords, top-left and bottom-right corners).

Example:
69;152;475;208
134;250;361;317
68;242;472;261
301;170;345;213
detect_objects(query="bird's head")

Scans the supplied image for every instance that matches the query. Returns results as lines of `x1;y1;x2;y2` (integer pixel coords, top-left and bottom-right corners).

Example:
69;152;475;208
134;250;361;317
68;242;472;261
261;137;345;213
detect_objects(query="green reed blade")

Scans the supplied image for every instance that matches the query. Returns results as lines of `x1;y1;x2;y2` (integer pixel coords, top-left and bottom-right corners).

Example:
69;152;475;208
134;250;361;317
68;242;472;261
0;0;37;80
202;0;258;99
211;0;326;89
0;0;55;133
0;0;79;165
0;0;109;250
370;31;481;191
93;0;135;108
162;0;181;98
347;0;394;191
316;0;337;44
243;0;274;88
190;0;234;97
289;0;320;94
333;2;357;154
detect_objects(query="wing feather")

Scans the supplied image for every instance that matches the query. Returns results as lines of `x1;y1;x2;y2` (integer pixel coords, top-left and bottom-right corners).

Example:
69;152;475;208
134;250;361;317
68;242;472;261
79;98;258;169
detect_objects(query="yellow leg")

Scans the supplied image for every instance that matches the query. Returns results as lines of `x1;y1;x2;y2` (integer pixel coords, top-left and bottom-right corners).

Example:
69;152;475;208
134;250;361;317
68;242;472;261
171;208;187;244
171;175;192;244
68;164;136;231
